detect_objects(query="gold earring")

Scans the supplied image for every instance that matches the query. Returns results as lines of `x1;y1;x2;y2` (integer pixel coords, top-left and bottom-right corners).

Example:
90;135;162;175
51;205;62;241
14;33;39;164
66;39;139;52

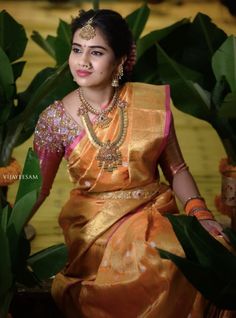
111;64;124;87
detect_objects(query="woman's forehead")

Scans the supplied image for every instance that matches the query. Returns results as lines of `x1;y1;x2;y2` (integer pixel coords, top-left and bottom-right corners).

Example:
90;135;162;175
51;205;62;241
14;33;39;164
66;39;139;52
73;27;109;47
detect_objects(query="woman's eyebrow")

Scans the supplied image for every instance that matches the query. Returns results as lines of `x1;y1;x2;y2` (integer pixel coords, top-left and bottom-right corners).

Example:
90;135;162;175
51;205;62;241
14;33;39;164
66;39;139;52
72;43;107;51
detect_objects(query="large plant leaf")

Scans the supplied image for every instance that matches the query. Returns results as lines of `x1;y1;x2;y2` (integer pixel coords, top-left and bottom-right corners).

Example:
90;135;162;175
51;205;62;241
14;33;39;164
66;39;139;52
0;225;12;299
125;4;150;42
12;61;26;81
28;244;68;281
155;43;211;121
31;31;56;59
0;47;15;105
212;35;236;93
55;19;71;66
7;148;41;238
158;214;236;309
0;205;11;233
7;190;38;240
136;18;189;60
0;10;27;62
218;92;236;118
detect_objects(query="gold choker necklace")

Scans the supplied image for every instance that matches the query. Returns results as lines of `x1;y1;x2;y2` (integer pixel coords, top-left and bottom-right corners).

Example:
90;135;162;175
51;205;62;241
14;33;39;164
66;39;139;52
77;88;119;128
80;99;128;172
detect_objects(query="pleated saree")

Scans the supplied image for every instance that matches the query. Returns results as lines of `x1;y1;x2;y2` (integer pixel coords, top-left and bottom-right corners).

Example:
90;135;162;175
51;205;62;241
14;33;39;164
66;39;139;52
43;82;204;318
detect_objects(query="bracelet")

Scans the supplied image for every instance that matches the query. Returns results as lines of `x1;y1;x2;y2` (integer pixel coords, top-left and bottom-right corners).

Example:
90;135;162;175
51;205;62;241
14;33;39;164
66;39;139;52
183;195;205;210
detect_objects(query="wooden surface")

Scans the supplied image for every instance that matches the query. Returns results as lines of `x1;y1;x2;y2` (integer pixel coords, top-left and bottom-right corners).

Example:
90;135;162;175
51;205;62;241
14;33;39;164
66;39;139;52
1;0;235;252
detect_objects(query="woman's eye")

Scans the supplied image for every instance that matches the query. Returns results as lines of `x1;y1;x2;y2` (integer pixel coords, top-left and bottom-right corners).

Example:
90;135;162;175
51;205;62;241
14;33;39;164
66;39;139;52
91;51;103;56
72;47;81;53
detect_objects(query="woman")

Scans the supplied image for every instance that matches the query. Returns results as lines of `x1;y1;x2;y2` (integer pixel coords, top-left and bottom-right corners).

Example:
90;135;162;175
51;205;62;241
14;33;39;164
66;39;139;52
34;9;224;318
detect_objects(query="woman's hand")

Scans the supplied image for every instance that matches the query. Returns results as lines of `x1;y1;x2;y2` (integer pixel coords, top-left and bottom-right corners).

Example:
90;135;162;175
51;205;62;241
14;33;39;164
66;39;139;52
199;219;229;243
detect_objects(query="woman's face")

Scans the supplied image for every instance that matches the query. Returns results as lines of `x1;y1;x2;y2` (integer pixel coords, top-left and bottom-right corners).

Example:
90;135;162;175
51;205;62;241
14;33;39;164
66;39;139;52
69;27;119;89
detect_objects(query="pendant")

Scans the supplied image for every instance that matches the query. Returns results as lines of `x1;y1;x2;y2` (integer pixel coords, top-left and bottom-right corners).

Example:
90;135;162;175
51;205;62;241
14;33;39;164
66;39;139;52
96;141;122;172
95;113;112;129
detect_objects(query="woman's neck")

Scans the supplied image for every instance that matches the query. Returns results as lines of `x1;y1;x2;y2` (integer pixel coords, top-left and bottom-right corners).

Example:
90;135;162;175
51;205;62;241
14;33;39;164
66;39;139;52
80;86;116;110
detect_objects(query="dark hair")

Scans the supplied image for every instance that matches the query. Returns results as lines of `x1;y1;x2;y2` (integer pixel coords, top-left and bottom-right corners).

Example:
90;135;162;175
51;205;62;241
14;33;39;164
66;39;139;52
71;9;135;82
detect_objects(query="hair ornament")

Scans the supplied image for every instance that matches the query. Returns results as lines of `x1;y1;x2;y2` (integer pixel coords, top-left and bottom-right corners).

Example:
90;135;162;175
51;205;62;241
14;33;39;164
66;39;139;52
79;17;96;40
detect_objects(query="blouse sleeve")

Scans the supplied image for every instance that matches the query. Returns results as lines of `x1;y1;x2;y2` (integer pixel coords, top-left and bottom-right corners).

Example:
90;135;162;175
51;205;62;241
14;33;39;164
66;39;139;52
33;104;65;210
159;117;189;186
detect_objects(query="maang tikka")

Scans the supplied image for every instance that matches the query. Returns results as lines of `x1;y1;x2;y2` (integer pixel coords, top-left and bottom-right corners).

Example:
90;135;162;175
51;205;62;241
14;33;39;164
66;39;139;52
79;17;96;40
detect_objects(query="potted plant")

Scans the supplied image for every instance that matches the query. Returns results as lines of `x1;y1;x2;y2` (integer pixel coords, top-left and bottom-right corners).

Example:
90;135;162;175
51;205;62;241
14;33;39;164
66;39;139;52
0;148;67;318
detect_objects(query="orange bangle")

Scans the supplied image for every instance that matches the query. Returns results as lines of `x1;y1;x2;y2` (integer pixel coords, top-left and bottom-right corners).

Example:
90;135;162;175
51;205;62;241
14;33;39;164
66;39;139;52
184;198;206;215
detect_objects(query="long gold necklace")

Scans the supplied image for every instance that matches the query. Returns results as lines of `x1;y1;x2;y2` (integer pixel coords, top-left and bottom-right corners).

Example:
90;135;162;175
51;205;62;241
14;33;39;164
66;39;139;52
77;87;119;128
80;99;128;172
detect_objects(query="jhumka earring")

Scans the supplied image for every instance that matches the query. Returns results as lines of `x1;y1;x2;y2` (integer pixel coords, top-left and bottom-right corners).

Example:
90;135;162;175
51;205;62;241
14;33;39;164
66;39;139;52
112;64;124;87
79;17;96;40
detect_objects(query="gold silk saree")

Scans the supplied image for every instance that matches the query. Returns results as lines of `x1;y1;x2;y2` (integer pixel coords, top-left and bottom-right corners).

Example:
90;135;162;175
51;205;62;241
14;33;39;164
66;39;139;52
52;82;201;318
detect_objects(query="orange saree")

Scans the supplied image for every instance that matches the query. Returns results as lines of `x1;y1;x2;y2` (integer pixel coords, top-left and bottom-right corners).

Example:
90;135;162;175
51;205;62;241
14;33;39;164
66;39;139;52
51;82;200;317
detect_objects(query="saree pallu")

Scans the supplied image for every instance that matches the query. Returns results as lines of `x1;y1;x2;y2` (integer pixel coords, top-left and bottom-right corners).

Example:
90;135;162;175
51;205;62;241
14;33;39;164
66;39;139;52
52;83;203;317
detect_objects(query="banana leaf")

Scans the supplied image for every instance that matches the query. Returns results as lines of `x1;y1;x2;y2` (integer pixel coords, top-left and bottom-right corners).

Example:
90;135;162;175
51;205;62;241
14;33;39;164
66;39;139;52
31;31;56;59
155;43;212;121
219;92;236;118
0;10;27;62
125;3;150;42
158;214;236;310
0;48;15;107
28;244;68;281
136;18;189;60
0;225;12;299
54;19;72;66
212;35;236;93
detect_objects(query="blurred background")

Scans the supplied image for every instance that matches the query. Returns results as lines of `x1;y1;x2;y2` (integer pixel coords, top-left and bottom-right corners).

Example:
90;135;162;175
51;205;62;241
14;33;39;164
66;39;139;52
0;0;235;252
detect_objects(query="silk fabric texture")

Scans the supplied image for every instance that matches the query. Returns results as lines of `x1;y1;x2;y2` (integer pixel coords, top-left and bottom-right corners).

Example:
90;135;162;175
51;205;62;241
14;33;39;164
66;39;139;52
51;83;202;317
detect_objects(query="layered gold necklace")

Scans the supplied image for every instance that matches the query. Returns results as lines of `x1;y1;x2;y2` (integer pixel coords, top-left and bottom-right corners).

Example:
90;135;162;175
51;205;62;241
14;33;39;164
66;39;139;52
77;87;119;129
77;88;128;172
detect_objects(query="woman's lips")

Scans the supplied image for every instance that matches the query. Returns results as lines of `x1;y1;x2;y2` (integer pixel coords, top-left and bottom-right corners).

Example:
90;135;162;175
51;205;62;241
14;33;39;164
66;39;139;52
76;70;92;77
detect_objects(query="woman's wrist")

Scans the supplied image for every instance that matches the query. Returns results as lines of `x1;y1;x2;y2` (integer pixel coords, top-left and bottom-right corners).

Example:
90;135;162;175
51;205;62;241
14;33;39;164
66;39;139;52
184;196;215;220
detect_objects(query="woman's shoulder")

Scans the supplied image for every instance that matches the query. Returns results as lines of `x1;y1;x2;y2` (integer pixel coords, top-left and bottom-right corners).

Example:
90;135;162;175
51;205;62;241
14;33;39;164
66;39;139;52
129;82;170;95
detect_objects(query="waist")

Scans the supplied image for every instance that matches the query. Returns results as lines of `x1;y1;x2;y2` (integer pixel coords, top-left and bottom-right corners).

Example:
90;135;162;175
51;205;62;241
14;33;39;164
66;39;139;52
80;181;161;200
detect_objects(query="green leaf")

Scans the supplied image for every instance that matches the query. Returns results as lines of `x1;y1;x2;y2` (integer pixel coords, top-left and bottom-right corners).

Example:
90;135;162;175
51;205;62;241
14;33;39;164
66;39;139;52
155;43;211;121
0;205;11;233
55;19;71;66
8;189;38;239
218;92;236;118
125;4;150;42
136;18;189;60
0;226;13;299
191;13;227;58
158;215;236;309
28;244;68;281
0;47;14;103
212;35;236;93
31;31;56;59
12;61;26;81
0;10;28;62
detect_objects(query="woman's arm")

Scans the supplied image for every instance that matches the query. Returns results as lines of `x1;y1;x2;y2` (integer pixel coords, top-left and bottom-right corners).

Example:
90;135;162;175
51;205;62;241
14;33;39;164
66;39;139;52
159;118;224;236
